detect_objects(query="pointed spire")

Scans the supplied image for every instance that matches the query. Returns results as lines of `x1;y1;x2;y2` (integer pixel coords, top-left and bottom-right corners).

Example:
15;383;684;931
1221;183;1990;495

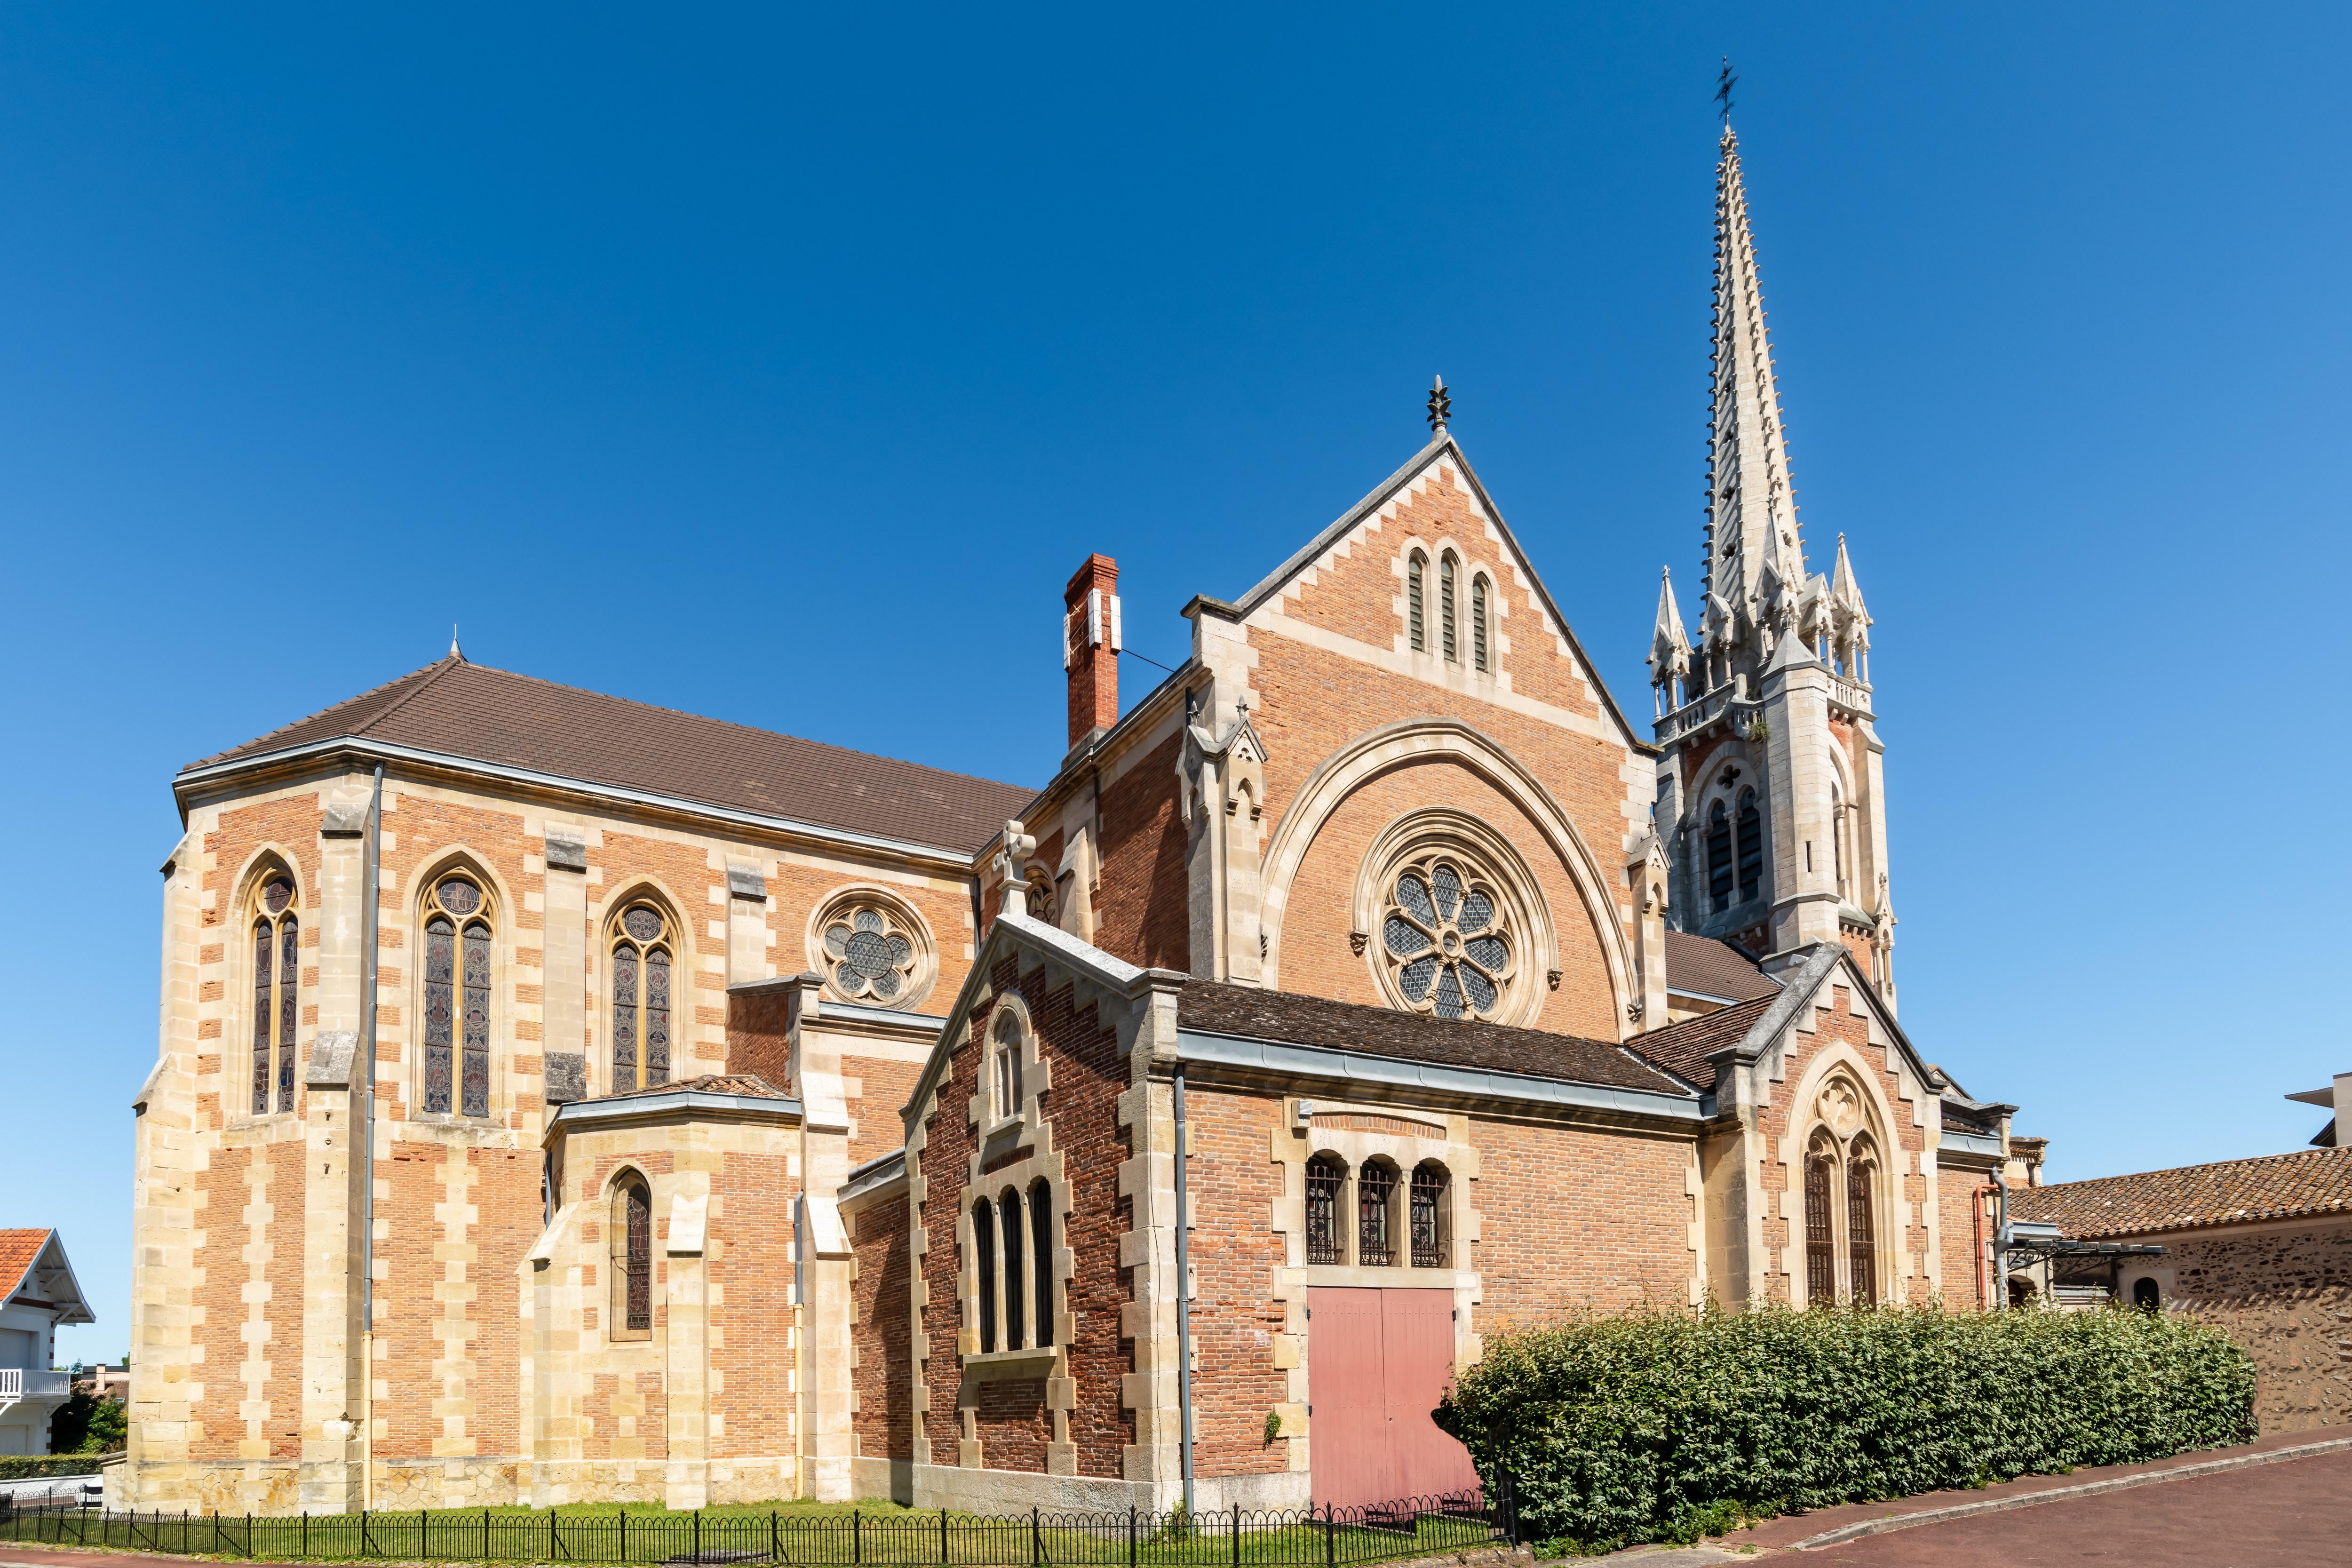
1649;568;1692;716
1830;533;1865;611
1651;566;1689;650
1706;125;1803;639
449;625;464;661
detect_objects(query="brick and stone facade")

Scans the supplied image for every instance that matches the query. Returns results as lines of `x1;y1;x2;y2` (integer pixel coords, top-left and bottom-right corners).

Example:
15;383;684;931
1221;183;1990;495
128;125;2026;1516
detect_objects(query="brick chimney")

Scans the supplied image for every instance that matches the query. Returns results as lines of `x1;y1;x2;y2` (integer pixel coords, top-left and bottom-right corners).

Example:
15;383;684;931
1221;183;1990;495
1063;554;1121;749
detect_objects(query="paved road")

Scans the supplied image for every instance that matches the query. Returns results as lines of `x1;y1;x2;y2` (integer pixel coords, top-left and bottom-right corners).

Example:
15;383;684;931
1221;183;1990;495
1798;1447;2352;1567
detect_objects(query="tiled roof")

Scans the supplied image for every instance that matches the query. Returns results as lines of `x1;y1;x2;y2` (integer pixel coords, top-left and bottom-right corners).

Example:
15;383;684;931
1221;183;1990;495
0;1230;52;1301
593;1074;793;1103
1176;982;1691;1097
1664;931;1776;1002
183;658;1035;857
1623;994;1776;1088
2009;1146;2352;1239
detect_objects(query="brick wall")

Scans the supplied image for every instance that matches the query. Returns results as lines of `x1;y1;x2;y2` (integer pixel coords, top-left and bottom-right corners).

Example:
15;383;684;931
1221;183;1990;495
848;1190;914;1459
1937;1171;1990;1310
1181;1086;1290;1478
1471;1119;1696;1319
1089;731;1190;971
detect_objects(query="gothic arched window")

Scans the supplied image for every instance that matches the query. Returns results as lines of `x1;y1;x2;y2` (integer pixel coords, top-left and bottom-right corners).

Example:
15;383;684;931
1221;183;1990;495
1470;574;1490;672
1736;788;1764;904
1030;1177;1054;1344
1409;1162;1448;1267
248;871;300;1116
1407;552;1428;652
1358;1159;1398;1267
972;1198;998;1352
609;1172;652;1338
1846;1145;1879;1306
1706;801;1734;914
1304;1155;1345;1266
421;875;493;1117
990;1010;1023;1123
1803;1137;1837;1305
610;902;673;1092
1000;1188;1025;1351
1439;554;1459;662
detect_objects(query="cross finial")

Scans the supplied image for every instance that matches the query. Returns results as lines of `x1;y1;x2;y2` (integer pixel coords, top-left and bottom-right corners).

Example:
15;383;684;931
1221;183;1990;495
1715;56;1737;126
1426;374;1450;434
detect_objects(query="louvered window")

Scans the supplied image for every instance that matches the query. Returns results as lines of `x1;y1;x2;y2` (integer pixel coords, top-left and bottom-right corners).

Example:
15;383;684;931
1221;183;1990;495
1408;553;1427;652
1847;1162;1877;1306
1707;803;1734;912
973;1199;997;1353
1304;1155;1346;1265
1409;1163;1447;1267
1440;556;1458;661
1358;1161;1398;1267
1804;1152;1837;1305
1471;576;1489;672
249;873;300;1116
1736;788;1764;903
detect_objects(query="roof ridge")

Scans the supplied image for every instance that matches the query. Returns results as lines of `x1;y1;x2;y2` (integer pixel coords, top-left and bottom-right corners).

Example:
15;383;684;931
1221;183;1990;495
2034;1142;2352;1191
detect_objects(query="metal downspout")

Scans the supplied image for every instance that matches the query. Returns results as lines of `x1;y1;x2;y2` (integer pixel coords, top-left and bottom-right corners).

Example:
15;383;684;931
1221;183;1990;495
1172;1063;1195;1518
1990;1167;2011;1310
358;763;383;1505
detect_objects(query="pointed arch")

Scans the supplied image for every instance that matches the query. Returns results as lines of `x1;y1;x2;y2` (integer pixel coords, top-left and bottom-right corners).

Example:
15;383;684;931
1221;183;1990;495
228;849;305;1118
1780;1040;1905;1307
605;1165;654;1339
599;877;691;1094
405;848;510;1119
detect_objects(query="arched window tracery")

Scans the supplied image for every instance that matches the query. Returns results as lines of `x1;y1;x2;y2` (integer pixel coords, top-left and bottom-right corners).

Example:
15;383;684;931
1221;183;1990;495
1801;1087;1886;1306
248;870;300;1116
610;900;674;1092
421;873;493;1117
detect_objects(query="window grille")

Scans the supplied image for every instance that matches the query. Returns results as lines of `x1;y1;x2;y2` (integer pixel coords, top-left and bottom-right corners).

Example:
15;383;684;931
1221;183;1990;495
1409;1163;1447;1267
1471;577;1488;672
1358;1162;1398;1267
1304;1155;1345;1265
1846;1162;1877;1306
622;1179;652;1334
1804;1152;1836;1305
1030;1178;1054;1344
1440;557;1458;662
249;874;299;1115
1736;789;1764;903
973;1200;997;1352
611;904;672;1091
1706;803;1734;912
421;877;492;1116
1000;1190;1025;1350
1408;554;1426;651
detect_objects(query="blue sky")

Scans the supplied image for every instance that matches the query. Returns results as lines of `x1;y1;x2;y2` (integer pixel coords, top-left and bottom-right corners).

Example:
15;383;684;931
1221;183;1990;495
3;5;2344;1361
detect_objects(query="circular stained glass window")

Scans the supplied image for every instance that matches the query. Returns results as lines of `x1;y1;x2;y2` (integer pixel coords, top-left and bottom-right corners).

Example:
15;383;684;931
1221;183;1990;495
262;877;294;915
1380;855;1513;1022
819;901;924;1004
622;907;663;943
437;878;481;917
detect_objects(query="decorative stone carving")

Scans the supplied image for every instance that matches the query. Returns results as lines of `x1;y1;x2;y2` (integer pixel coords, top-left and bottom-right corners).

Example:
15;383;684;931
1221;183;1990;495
1818;1077;1864;1140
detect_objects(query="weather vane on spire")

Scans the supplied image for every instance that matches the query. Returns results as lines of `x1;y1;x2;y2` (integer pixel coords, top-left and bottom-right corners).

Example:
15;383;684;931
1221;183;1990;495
1715;56;1737;126
1426;374;1450;434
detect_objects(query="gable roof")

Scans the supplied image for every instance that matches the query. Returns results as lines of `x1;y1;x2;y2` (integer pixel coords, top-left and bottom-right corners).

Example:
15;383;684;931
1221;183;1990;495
1664;931;1777;1003
0;1229;94;1325
1623;994;1777;1086
1178;981;1692;1098
2009;1146;2352;1239
178;657;1036;858
0;1230;49;1302
1222;435;1653;754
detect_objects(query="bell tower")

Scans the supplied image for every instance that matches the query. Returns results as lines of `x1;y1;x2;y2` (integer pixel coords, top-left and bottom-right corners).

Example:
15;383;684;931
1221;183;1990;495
1647;127;1896;1006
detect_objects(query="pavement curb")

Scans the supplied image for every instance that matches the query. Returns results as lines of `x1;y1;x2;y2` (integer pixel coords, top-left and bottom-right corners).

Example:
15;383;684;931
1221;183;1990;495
1783;1435;2352;1550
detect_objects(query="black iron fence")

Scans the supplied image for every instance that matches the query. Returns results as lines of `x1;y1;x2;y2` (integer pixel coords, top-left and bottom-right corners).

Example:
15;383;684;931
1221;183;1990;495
0;1487;1518;1567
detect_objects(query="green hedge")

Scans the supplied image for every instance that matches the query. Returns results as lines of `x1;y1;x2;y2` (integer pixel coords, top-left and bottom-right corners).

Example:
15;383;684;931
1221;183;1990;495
0;1452;119;1480
1434;1304;2255;1555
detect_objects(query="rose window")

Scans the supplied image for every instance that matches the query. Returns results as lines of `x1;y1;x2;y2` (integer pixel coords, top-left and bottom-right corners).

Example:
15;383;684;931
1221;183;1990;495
1381;857;1513;1021
823;906;920;1003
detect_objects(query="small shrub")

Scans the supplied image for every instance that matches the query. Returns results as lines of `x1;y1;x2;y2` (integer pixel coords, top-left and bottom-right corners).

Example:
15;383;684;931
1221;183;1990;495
1438;1301;2253;1555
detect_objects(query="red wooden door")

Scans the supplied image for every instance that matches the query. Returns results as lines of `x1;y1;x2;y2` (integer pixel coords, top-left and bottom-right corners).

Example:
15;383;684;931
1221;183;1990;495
1307;1287;1479;1510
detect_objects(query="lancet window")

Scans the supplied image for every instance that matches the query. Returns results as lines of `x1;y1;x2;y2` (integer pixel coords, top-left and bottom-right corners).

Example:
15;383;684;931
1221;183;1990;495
610;1172;652;1338
1408;552;1428;652
969;1182;1059;1355
974;1198;998;1352
1801;1089;1886;1306
610;902;673;1092
1470;575;1490;672
990;1011;1022;1122
1000;1189;1026;1350
1736;788;1764;904
1440;554;1459;662
1030;1177;1054;1341
248;871;300;1116
421;874;493;1117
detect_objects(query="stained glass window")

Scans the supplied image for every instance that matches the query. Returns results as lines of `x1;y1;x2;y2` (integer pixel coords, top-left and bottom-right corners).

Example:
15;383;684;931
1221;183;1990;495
1380;855;1512;1022
820;902;922;1005
250;873;299;1115
1846;1159;1877;1306
624;1178;652;1333
1304;1155;1345;1266
610;903;673;1091
421;878;493;1117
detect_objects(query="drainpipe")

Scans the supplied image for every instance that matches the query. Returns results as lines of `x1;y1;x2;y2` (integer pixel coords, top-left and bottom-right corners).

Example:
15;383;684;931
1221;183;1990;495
1990;1167;2010;1311
1970;1180;1997;1310
1172;1062;1195;1519
358;763;383;1506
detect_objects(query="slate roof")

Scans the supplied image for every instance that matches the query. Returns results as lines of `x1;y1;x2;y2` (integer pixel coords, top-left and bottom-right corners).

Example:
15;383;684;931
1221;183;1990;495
1621;995;1776;1088
0;1230;50;1301
1664;931;1776;1002
2009;1146;2352;1239
1176;982;1691;1097
182;658;1035;856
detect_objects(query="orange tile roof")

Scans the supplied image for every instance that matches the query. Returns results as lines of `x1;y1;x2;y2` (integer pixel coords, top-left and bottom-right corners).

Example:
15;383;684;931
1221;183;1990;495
0;1229;52;1301
2009;1146;2352;1239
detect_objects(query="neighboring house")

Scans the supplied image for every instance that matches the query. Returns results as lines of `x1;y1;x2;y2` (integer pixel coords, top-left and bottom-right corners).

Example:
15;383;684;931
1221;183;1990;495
129;123;2034;1519
0;1230;95;1455
2009;1082;2352;1432
71;1362;130;1403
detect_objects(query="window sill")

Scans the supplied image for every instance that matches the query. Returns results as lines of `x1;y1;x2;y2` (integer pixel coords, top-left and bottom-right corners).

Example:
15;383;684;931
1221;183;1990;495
607;1329;654;1344
959;1345;1060;1381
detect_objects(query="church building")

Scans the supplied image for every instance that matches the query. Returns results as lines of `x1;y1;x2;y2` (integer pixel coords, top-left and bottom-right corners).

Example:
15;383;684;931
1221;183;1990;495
125;128;2025;1517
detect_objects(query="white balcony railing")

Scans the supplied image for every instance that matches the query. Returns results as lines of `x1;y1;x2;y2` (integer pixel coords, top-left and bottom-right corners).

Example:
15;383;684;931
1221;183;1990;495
0;1368;72;1402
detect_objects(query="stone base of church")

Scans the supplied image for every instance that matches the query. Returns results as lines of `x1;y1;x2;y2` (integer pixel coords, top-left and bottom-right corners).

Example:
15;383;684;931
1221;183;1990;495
903;1459;1307;1515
